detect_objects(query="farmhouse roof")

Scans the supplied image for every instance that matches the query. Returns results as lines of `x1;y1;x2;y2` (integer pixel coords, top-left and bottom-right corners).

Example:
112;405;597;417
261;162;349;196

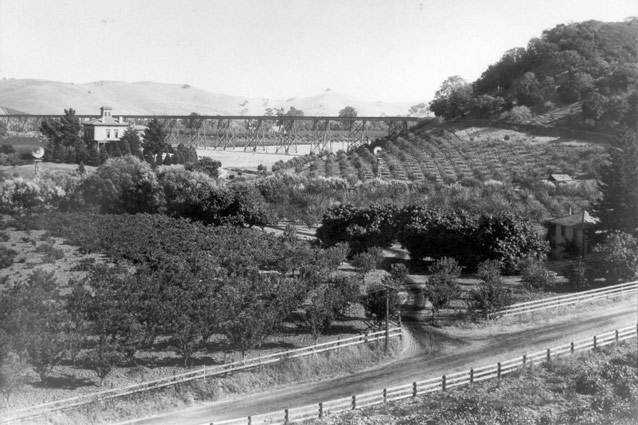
84;116;129;126
548;174;573;182
548;211;598;229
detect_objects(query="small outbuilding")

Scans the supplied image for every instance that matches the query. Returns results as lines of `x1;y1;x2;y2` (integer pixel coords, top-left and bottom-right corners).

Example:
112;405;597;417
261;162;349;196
548;174;574;184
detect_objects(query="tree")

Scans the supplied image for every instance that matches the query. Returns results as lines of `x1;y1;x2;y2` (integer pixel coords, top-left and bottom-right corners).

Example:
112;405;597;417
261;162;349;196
470;260;511;318
39;108;86;163
0;270;70;382
338;106;358;118
142;119;169;156
591;129;638;237
594;231;638;284
119;129;140;155
425;257;462;315
78;155;165;214
0;336;28;408
429;76;473;119
185;156;222;178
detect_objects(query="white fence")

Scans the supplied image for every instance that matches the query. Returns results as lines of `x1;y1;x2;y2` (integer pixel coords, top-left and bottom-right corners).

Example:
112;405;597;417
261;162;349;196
491;280;638;318
207;324;638;425
1;328;401;424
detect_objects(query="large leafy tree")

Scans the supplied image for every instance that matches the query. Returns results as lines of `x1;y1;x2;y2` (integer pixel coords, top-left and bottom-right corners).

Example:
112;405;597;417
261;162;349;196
591;129;638;237
429;76;473;119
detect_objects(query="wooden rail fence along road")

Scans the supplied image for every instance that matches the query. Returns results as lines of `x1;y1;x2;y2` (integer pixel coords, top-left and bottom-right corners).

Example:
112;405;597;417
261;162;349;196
206;324;638;425
490;280;637;318
2;281;635;423
1;328;401;424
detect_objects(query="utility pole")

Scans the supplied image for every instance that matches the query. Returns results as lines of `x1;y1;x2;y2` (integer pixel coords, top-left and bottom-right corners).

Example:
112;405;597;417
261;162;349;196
385;288;389;354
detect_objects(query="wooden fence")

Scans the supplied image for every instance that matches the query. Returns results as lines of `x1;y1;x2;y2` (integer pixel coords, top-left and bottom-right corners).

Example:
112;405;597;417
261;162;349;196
490;280;637;318
1;328;401;423
206;324;638;425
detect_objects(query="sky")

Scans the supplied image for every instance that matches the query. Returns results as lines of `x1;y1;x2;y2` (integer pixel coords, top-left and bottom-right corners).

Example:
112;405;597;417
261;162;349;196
1;0;636;103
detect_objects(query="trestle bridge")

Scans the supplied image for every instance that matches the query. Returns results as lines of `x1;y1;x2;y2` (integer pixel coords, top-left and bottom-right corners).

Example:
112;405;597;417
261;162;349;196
1;114;421;154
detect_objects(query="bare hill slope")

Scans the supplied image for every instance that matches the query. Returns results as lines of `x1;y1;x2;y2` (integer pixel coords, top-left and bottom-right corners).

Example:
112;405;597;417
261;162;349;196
0;79;416;116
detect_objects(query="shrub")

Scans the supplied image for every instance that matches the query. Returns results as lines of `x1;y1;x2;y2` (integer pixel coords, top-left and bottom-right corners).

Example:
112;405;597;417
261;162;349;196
563;259;591;290
471;260;511;317
350;247;384;273
426;257;462;313
0;246;17;269
35;243;65;263
520;258;555;291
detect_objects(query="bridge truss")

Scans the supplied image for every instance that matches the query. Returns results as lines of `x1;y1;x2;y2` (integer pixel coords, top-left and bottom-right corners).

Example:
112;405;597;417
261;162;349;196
0;115;420;154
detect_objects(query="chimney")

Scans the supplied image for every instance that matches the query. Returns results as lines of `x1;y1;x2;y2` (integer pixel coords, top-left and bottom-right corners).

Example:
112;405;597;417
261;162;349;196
119;116;125;124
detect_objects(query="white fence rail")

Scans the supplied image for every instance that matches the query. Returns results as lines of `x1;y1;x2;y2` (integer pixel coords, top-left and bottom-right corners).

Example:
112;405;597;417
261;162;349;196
491;280;638;318
207;324;638;425
1;327;401;423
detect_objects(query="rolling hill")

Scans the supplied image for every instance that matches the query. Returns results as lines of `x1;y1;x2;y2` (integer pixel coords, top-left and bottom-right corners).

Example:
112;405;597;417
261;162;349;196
0;79;417;117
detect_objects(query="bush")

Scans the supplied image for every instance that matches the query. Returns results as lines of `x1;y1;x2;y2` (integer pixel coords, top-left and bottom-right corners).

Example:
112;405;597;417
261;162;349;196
520;258;555;291
471;260;511;317
426;257;462;313
563;259;591;290
0;246;17;269
350;247;384;273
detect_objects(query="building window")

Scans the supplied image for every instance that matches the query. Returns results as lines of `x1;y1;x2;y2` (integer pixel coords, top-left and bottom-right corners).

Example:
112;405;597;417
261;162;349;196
115;130;119;138
560;225;566;237
106;129;111;138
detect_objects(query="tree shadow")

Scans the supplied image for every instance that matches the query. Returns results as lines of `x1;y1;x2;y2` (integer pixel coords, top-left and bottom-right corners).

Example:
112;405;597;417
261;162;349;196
31;374;96;390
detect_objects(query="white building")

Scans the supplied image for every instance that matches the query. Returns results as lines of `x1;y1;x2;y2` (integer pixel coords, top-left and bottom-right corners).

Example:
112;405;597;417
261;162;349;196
83;106;130;148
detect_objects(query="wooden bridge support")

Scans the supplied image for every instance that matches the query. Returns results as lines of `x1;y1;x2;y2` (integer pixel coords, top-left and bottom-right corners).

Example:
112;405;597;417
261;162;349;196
0;114;419;154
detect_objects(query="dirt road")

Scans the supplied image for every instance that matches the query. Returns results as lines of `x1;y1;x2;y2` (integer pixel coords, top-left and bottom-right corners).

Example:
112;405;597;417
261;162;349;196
124;298;637;425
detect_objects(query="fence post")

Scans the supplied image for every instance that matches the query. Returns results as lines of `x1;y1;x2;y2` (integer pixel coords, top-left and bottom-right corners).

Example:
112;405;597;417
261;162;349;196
523;354;527;366
248;416;251;425
413;382;417;397
571;341;574;353
442;375;446;391
383;388;387;403
352;395;356;410
319;402;323;419
615;330;619;344
497;362;502;379
593;335;597;349
547;348;551;362
337;337;341;353
470;368;474;383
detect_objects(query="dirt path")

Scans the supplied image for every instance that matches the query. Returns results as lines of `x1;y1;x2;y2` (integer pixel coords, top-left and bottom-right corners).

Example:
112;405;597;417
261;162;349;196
123;297;637;425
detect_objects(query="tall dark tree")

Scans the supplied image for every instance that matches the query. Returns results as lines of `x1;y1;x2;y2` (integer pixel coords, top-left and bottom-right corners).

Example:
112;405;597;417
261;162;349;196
142;119;170;156
39;108;85;163
120;128;142;156
592;129;638;237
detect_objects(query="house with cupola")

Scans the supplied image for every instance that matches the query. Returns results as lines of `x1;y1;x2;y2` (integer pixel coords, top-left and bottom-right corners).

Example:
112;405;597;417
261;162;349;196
83;106;130;149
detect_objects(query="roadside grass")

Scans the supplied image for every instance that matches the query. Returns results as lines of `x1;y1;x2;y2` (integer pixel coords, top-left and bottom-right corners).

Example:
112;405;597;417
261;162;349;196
300;339;638;425
39;339;402;425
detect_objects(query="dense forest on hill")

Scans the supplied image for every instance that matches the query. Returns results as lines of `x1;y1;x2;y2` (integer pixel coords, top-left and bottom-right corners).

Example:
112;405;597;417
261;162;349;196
430;19;638;131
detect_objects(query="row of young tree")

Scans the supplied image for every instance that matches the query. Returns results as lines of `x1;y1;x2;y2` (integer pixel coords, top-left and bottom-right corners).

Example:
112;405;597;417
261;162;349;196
0;214;372;400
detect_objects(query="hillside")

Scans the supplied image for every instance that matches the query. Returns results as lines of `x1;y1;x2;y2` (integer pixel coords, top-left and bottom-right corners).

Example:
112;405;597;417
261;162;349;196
431;19;638;132
0;79;416;117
